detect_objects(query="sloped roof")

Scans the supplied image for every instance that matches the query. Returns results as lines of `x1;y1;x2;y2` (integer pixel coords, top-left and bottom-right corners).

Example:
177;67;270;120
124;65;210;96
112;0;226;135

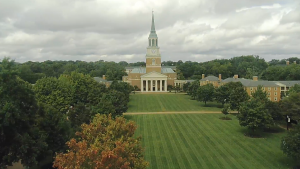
130;67;175;74
222;78;280;87
200;76;219;81
274;81;300;87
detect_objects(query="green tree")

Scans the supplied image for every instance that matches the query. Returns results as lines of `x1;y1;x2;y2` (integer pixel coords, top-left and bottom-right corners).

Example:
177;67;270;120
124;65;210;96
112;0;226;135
288;84;300;95
280;92;300;120
53;114;149;169
229;82;249;113
189;80;200;100
0;58;46;168
197;84;215;106
214;84;230;107
222;104;230;119
281;125;300;163
238;98;273;134
251;86;268;103
34;77;74;113
183;82;191;93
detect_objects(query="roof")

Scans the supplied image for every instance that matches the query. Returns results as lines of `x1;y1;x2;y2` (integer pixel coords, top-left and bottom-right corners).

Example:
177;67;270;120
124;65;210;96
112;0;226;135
125;66;177;70
130;67;175;74
274;81;300;87
222;78;280;87
200;76;219;81
93;77;107;83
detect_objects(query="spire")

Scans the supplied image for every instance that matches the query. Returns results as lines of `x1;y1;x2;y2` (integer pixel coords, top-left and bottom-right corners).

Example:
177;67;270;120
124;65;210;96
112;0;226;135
149;11;158;38
151;11;156;33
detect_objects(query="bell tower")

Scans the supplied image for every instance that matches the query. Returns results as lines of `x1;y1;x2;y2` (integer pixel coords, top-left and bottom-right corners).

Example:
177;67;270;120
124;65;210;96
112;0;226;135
146;12;161;73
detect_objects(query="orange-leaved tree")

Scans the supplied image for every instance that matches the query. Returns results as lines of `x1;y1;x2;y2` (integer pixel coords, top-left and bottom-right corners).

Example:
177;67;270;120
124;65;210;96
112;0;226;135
53;114;149;169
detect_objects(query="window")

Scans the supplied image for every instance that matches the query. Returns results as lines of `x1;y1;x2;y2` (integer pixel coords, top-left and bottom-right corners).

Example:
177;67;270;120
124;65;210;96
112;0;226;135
274;87;277;91
152;59;155;65
268;92;270;96
152;39;155;46
268;87;271;91
149;39;151;46
262;87;265;91
268;97;271;100
274;97;277;101
250;87;253;91
274;92;277;96
156;39;158;46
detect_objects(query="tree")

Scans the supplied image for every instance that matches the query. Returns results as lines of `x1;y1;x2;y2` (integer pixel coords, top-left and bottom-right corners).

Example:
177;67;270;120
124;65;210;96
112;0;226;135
288;84;300;95
251;86;268;103
281;125;300;163
238;98;273;134
197;84;215;106
189;80;200;100
0;58;46;168
53;114;149;169
280;92;300;120
183;82;191;93
167;85;173;92
221;104;230;120
34;77;74;113
214;84;230;107
229;82;249;113
133;85;139;94
67;102;95;131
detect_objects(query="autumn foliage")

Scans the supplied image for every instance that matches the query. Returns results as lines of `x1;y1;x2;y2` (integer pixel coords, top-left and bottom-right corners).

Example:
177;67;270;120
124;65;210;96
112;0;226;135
53;114;149;169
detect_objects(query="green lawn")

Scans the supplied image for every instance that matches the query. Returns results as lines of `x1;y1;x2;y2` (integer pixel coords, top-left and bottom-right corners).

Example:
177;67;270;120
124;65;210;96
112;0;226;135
127;94;222;112
126;114;297;169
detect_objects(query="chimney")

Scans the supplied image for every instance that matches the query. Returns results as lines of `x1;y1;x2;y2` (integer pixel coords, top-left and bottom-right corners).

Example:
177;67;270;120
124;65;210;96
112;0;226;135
286;61;290;65
253;76;258;81
294;61;297;64
219;74;222;81
202;74;205;79
102;75;106;80
234;74;238;79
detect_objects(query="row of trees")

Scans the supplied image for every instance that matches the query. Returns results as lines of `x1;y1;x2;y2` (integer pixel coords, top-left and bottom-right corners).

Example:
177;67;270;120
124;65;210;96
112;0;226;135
0;58;146;168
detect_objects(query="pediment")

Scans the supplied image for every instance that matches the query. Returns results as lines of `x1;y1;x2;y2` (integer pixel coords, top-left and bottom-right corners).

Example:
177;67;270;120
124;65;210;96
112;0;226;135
141;71;168;78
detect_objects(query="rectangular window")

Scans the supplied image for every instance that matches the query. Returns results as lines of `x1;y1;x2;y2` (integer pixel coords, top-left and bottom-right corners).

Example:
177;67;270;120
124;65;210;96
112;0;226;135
268;97;271;100
268;92;270;96
275;92;277;96
268;87;271;91
263;87;265;91
274;87;277;91
274;97;277;101
250;87;253;91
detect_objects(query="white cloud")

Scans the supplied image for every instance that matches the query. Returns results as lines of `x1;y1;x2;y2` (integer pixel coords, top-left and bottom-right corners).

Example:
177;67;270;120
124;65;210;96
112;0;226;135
0;0;299;63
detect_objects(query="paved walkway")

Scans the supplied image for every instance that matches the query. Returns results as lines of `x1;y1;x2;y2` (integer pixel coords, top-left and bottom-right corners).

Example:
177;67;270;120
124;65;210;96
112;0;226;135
124;111;222;115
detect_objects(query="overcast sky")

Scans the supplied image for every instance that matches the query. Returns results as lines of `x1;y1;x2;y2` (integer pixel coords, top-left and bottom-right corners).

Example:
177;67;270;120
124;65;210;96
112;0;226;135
0;0;299;63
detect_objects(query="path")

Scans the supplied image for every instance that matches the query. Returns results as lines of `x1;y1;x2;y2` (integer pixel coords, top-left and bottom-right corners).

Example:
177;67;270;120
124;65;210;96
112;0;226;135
124;111;223;115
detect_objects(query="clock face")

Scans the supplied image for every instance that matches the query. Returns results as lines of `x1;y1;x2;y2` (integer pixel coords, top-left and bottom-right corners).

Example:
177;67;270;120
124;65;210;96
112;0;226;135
151;49;157;54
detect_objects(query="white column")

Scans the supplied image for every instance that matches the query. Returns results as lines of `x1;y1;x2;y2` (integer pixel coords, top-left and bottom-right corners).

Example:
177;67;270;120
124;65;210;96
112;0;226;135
164;80;167;92
146;80;148;92
141;80;143;92
160;80;162;91
151;80;153;91
155;80;158;92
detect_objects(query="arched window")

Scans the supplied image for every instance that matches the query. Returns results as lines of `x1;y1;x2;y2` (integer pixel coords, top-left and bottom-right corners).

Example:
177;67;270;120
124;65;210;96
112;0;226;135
152;59;155;65
156;39;158;46
149;39;151;46
152;39;155;46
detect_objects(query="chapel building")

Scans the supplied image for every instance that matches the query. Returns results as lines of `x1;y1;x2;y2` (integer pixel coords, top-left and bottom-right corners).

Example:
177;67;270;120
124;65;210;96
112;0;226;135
122;13;177;92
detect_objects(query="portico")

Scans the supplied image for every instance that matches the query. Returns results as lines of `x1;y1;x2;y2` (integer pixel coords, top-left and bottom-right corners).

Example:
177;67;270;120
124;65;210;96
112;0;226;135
141;72;168;92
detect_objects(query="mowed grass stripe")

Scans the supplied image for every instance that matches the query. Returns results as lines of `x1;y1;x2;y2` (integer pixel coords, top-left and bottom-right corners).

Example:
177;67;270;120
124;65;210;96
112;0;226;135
127;94;222;112
188;114;234;169
173;114;212;169
164;115;191;169
200;115;274;168
194;114;250;169
169;114;201;169
160;115;186;169
145;115;158;169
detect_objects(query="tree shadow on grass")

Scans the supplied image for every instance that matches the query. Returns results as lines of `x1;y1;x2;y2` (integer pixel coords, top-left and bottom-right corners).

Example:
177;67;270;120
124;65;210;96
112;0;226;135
276;154;300;169
237;128;273;138
263;126;286;133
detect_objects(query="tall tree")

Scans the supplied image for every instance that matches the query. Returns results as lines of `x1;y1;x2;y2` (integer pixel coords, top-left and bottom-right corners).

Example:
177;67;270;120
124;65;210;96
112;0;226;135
197;84;215;106
188;80;200;100
281;125;300;163
229;82;249;113
238;98;274;134
214;84;230;106
53;114;149;169
0;58;46;168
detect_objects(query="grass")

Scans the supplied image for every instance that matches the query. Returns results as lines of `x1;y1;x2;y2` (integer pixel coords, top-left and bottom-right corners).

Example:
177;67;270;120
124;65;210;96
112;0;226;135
127;94;222;112
126;114;297;169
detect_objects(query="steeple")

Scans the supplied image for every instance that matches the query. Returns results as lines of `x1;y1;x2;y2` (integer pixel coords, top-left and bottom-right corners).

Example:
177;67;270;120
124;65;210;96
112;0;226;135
149;11;158;38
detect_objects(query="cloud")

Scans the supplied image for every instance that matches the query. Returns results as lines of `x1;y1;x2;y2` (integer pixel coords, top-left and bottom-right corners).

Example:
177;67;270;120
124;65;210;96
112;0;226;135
0;0;299;63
